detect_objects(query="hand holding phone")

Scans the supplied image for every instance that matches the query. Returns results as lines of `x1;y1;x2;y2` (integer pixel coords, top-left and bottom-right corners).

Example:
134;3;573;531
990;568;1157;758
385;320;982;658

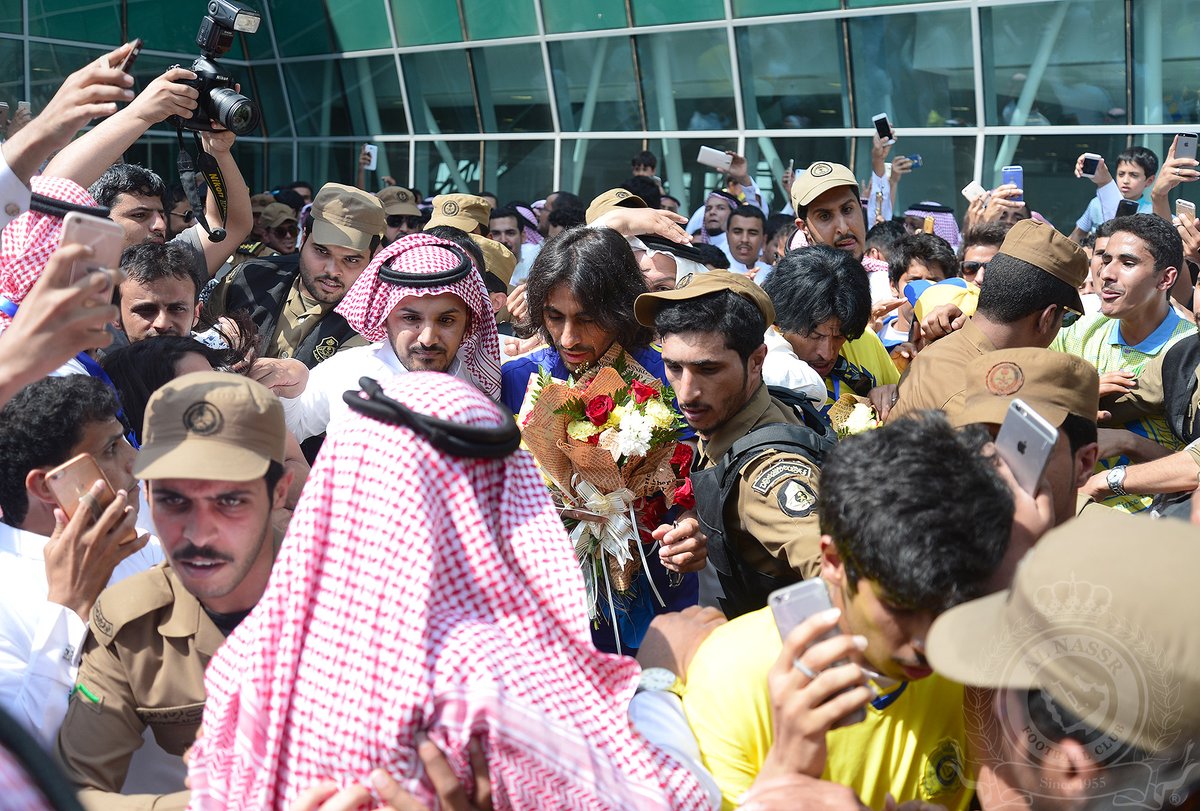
59;211;125;284
1001;165;1024;202
995;399;1058;494
44;453;137;544
1176;199;1196;226
961;180;987;203
116;38;142;73
1079;152;1102;178
362;144;378;172
697;146;733;172
872;113;894;145
1175;133;1199;163
1116;199;1140;218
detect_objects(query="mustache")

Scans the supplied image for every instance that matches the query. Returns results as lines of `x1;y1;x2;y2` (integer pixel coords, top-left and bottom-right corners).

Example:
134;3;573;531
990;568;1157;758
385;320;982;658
172;544;232;563
412;343;446;354
314;275;342;286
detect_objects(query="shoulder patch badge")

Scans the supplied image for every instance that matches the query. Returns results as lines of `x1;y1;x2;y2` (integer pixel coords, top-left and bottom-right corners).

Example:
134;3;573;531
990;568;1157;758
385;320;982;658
777;480;817;518
751;460;813;494
312;336;339;362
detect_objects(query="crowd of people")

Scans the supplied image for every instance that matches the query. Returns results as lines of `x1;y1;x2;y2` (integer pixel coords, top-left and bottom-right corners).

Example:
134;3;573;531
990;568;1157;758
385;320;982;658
1;40;1199;811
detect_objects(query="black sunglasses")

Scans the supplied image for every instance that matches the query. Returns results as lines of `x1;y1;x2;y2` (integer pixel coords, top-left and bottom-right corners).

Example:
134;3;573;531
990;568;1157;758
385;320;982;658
387;214;424;229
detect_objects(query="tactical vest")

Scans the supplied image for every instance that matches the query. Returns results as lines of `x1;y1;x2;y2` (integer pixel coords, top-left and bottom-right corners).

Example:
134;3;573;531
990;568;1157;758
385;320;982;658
691;387;837;618
214;254;359;369
1151;335;1200;517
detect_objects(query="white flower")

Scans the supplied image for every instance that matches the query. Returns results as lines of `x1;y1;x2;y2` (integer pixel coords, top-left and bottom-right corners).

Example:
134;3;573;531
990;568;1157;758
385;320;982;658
614;410;653;459
644;398;676;429
842;403;880;435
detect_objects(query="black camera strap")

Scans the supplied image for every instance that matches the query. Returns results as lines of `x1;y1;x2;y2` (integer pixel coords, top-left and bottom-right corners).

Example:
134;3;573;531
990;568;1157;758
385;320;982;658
175;126;228;243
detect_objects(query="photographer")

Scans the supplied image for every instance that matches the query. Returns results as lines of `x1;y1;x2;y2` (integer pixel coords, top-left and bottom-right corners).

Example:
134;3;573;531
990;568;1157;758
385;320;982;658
44;63;252;281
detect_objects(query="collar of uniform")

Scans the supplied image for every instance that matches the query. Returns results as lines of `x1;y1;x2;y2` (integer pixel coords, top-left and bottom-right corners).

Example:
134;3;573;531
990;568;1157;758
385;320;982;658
289;272;332;318
1111;308;1184;355
700;382;772;462
158;566;224;658
958;317;996;354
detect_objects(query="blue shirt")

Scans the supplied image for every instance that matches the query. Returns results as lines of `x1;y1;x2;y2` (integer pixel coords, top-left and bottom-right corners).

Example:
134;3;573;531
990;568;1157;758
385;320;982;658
503;344;669;412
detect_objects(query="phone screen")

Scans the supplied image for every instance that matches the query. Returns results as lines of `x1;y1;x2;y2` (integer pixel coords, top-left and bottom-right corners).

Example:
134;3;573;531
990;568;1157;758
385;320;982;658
872;114;892;142
1081;155;1100;176
1116;199;1139;217
1001;165;1023;201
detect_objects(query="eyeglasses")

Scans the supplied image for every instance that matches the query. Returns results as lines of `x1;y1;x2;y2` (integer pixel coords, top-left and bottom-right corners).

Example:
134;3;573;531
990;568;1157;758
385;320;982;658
1060;306;1082;328
167;209;195;224
386;215;424;229
272;224;299;237
961;260;989;275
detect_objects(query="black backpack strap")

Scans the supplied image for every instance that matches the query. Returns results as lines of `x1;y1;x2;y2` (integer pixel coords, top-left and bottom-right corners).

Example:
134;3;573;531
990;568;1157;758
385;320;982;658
1159;336;1200;443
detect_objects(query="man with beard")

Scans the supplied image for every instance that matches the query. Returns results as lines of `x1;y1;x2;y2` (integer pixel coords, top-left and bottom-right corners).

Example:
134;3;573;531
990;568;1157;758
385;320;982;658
204;184;387;368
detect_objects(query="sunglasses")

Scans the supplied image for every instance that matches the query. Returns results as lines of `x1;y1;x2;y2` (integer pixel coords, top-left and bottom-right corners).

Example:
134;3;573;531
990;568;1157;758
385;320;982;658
1060;306;1082;328
387;215;424;229
272;224;299;237
961;260;988;275
167;209;195;224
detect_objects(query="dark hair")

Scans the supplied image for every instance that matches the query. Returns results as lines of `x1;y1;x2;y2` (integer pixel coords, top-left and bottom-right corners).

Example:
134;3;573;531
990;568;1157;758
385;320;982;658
490;205;535;234
763;245;870;340
273;189;305;213
976;254;1081;322
526;227;653;350
865;220;907;262
548;206;585;229
887;232;959;287
286;180;314;193
549;191;584;211
1095;218;1119;239
662;194;682;209
302;219;382;255
264;459;285;493
655;290;766;363
766;212;794;243
960;222;1012;256
101;336;231;445
89;164;165;208
1115;146;1159;178
819;411;1012;612
116;242;206;306
1109;213;1184;274
621;176;662;210
1061;412;1098;456
728;204;766;229
163;181;187;212
632;149;657;170
0;376;120;526
692;243;730;269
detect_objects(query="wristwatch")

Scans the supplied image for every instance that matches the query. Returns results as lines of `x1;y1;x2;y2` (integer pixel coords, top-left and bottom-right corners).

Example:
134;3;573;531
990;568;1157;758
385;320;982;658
1106;465;1128;497
635;667;682;697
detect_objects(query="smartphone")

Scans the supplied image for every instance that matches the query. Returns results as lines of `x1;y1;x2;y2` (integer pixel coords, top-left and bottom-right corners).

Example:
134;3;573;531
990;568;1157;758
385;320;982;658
0;102;8;130
697;146;732;173
16;100;29;116
44;453;137;544
770;579;866;726
1001;165;1024;202
786;158;794;175
961;180;987;203
1176;133;1199;163
995;399;1058;495
1116;199;1139;218
906;154;923;169
1177;199;1196;225
60;211;126;284
116;38;143;73
1080;152;1102;178
872;113;894;145
362;144;378;172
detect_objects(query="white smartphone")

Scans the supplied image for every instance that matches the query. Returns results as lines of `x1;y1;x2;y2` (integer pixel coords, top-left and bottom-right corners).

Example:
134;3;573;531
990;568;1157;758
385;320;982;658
995;398;1058;495
363;144;378;172
770;579;866;726
961;180;987;202
1176;133;1199;163
697;146;732;173
60;211;126;284
1080;153;1102;178
872;113;894;145
1177;199;1196;226
16;100;29;115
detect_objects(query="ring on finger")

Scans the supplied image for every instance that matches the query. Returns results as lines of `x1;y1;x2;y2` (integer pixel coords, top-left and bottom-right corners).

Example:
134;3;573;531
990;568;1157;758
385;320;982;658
792;658;818;679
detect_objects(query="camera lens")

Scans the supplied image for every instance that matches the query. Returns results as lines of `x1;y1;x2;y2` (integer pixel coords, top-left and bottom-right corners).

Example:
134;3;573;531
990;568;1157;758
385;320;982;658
208;87;260;135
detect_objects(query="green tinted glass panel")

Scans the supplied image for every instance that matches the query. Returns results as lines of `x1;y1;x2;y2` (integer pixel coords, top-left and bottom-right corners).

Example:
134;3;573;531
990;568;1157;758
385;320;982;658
128;0;213;55
847;0;935;6
733;0;837;15
737;21;848;129
983;134;1131;229
391;0;462;46
981;1;1125;126
484;140;554;203
0;0;20;34
0;38;22;112
462;0;536;40
474;44;552;133
402;50;477;134
266;0;390;57
631;0;723;25
296;142;363;189
378;142;412;188
739;136;850;212
560;138;645;197
637;30;735;132
284;56;407;137
849;9;974;128
548;37;641;132
119;135;180;181
243;64;291;139
414;140;483;199
542;0;626;33
28;0;119;42
1135;0;1200;124
255;140;296;192
28;42;105;112
854;134;975;221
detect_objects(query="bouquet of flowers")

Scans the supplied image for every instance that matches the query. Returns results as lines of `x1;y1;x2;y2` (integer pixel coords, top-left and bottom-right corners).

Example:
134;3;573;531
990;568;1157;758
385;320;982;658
827;393;881;438
518;353;690;648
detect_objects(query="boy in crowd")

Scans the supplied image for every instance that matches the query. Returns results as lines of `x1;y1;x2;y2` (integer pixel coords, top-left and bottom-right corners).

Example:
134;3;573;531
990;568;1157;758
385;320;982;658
1068;146;1158;241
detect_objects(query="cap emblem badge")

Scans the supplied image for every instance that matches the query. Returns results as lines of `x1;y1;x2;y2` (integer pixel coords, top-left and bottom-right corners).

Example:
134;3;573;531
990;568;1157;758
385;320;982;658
442;200;460;217
985;361;1024;396
810;162;832;177
183;402;223;436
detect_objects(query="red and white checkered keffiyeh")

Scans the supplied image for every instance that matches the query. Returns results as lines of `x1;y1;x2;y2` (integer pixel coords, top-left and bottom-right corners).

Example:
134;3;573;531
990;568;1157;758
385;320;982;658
0;177;98;327
335;233;501;399
187;373;710;811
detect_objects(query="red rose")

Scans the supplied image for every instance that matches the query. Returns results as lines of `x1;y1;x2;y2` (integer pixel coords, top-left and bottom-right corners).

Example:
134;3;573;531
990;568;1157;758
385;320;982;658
585;394;615;426
670;443;694;471
586;432;600;445
638;493;668;531
631;379;658;405
673;477;696;509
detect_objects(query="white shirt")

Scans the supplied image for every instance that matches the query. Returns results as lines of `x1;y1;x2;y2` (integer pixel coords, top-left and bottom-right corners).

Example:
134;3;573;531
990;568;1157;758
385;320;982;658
629;691;722;810
0;521;163;748
0;148;32;231
721;250;772;278
761;329;828;404
281;340;475;443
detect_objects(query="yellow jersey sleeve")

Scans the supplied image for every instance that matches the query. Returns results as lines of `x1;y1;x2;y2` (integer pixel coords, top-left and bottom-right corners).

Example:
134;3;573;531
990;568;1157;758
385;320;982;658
844;331;901;386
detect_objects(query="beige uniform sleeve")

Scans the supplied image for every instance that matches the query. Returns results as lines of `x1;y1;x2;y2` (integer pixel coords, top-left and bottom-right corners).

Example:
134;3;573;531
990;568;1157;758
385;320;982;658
55;635;187;811
1102;350;1165;426
735;453;823;579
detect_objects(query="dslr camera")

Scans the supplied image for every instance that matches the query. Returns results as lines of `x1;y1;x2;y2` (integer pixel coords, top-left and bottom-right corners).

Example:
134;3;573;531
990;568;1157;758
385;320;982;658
175;0;262;136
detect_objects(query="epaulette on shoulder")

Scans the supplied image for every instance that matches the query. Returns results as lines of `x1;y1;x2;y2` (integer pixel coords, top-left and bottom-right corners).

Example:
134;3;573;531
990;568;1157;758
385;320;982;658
89;562;174;645
236;241;263;255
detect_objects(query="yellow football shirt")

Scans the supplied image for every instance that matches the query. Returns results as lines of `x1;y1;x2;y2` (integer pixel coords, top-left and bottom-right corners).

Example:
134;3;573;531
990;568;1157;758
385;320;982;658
823;331;901;406
681;607;972;810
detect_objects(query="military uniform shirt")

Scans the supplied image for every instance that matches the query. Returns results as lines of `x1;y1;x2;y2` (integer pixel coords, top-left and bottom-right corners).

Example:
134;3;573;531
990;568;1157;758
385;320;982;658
698;384;823;580
889;318;995;422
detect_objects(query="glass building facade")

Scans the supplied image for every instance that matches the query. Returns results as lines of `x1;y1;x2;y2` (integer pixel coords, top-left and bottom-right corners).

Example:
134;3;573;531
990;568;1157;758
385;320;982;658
2;0;1196;228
